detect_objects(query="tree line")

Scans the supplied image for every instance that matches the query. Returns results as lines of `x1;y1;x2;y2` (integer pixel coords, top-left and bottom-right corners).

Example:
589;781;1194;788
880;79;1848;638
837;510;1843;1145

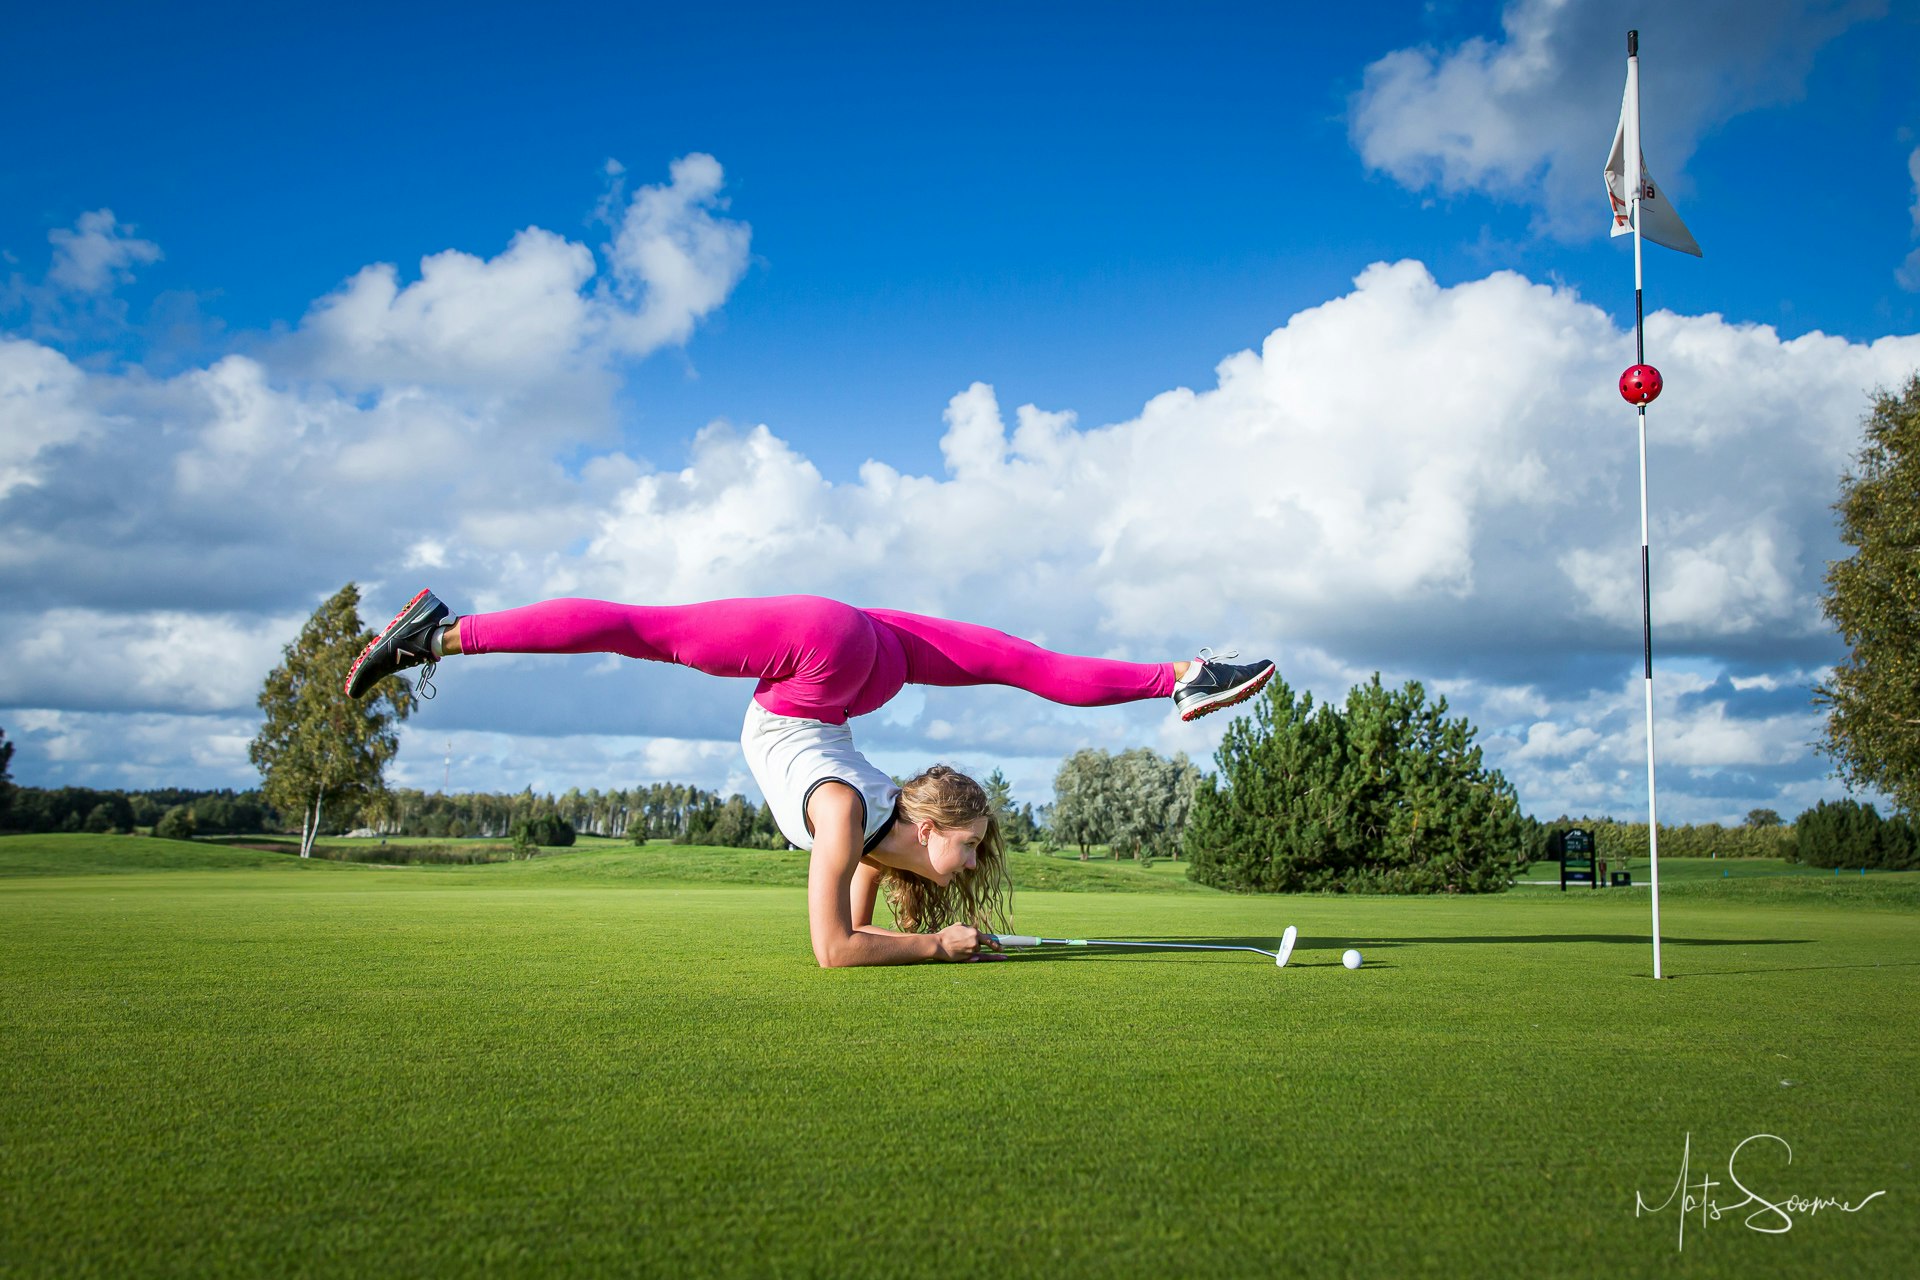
358;783;780;845
1523;815;1798;862
7;766;1909;872
0;777;787;851
0;785;274;837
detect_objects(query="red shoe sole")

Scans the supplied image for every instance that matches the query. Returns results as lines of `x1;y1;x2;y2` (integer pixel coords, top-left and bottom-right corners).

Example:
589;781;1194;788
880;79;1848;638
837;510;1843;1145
1179;662;1275;722
343;588;434;696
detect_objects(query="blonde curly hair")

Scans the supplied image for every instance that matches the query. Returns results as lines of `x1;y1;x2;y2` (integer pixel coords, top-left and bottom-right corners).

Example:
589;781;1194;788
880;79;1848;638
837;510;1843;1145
881;764;1013;934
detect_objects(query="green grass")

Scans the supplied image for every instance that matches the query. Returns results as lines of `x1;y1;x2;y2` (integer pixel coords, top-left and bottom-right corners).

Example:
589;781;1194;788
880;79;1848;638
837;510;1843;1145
2;837;1915;1277
1518;855;1902;884
3;834;1213;893
0;833;331;877
1515;855;1920;909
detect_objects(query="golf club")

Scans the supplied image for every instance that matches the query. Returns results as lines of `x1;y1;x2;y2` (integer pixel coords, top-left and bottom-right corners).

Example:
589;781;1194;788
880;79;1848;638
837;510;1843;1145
987;924;1298;967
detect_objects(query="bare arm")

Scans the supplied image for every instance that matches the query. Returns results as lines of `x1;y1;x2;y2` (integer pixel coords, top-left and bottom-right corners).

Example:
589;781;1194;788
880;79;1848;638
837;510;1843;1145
848;859;910;937
806;784;978;968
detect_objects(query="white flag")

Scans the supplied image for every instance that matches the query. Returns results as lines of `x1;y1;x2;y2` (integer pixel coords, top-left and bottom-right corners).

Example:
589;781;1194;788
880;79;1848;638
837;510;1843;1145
1604;71;1702;257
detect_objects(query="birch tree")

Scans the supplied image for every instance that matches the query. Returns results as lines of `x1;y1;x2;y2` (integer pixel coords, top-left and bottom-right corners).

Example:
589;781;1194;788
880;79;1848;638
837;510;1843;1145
249;584;416;857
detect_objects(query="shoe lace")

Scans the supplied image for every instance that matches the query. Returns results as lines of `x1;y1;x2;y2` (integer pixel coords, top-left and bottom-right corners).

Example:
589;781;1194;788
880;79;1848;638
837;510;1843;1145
416;657;437;701
1195;646;1240;668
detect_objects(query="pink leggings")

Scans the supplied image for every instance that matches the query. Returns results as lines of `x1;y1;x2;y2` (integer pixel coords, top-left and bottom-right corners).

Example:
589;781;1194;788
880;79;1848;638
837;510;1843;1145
457;595;1175;725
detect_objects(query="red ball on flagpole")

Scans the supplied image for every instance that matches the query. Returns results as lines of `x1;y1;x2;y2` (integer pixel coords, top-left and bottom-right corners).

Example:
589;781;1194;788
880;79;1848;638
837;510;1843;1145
1620;364;1663;405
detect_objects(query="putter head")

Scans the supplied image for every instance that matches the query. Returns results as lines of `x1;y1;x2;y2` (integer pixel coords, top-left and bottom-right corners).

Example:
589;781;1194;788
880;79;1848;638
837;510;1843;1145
1274;925;1298;968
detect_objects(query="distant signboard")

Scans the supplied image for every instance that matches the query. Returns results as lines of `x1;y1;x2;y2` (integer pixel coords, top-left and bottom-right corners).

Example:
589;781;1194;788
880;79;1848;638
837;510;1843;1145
1549;827;1599;890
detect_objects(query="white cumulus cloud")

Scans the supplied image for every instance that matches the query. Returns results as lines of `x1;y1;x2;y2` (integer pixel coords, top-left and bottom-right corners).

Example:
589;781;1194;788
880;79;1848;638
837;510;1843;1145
1349;0;1884;228
2;609;304;714
559;260;1920;671
302;227;597;388
1898;145;1920;291
0;338;95;499
297;153;750;389
46;209;162;293
600;152;753;355
4;709;263;788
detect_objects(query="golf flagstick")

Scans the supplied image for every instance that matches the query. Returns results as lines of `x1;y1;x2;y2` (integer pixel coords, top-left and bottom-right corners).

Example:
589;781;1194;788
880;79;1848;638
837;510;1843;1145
1606;29;1701;980
1630;30;1664;985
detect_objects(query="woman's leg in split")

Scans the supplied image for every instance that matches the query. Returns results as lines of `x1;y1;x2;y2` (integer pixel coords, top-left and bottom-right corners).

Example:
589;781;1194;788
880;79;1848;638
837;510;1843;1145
863;608;1178;707
452;595;889;722
455;597;765;671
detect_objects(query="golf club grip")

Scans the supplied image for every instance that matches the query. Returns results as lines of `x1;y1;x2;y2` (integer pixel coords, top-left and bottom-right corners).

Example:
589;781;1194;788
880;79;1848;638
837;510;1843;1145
990;934;1041;949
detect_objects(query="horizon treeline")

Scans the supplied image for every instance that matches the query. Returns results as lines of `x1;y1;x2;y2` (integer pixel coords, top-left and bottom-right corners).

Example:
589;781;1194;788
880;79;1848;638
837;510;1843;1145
2;787;275;836
363;785;785;849
3;780;1913;869
0;782;786;849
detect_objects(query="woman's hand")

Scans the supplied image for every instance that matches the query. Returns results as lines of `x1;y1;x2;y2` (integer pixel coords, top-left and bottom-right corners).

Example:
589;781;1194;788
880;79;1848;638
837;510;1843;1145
932;924;1004;962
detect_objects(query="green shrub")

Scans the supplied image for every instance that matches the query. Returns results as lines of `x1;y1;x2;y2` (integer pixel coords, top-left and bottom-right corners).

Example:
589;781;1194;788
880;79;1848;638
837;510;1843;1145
513;814;576;848
1792;799;1918;870
289;841;515;866
155;806;197;841
679;795;783;849
1185;675;1521;894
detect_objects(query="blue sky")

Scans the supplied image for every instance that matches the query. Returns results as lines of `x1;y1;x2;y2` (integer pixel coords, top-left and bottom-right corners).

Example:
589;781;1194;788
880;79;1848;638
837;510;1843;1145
6;0;1920;822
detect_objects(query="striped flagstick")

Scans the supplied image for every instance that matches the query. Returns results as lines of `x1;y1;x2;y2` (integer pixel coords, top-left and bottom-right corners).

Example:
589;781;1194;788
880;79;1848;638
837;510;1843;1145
1607;29;1702;979
1626;30;1664;982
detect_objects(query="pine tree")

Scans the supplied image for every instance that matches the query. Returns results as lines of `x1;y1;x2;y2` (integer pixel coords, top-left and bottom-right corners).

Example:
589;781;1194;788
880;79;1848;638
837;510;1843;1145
249;585;416;858
1185;676;1522;893
978;770;1042;849
1185;678;1346;891
1792;798;1918;870
1818;375;1920;816
982;768;1016;825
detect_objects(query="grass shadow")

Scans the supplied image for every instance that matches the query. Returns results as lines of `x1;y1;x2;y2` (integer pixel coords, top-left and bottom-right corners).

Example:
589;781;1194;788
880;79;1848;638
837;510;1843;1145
995;934;1812;963
1170;933;1809;949
1671;959;1920;979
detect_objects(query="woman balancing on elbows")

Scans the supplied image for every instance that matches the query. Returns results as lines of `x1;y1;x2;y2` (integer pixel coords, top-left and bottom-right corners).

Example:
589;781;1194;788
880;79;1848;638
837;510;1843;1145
345;592;1275;967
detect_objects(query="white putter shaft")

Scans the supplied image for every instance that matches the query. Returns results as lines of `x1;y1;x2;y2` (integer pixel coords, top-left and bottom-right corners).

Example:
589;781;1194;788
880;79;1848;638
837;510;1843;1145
989;925;1298;967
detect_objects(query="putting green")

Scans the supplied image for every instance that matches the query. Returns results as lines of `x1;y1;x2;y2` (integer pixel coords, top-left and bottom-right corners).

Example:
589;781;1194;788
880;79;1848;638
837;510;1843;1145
1;842;1913;1277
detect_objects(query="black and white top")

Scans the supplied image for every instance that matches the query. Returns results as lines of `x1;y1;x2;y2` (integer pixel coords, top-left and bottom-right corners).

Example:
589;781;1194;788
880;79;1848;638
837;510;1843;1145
739;700;899;852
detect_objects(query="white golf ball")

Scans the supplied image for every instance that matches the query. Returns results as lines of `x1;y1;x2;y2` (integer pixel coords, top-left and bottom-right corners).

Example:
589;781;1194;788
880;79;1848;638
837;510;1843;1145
1342;949;1363;970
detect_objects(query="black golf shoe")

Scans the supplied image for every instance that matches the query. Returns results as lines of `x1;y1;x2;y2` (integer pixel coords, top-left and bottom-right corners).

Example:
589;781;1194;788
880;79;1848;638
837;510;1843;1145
1172;649;1276;721
345;588;449;699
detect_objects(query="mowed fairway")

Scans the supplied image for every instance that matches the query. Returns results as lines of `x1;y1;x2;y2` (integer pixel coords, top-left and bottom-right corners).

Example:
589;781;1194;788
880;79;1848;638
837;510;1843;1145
2;838;1915;1278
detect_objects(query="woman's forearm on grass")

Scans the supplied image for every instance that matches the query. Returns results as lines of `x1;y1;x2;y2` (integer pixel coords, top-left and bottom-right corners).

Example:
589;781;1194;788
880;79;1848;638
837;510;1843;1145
820;929;939;967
